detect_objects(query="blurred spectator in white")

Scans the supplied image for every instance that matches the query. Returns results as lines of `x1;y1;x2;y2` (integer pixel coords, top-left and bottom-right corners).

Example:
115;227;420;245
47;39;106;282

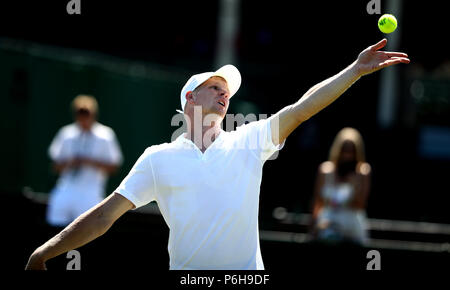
46;95;123;227
310;127;371;246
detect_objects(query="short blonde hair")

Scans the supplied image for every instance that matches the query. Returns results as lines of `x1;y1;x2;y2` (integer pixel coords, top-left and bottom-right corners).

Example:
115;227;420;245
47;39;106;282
328;127;366;164
71;94;98;115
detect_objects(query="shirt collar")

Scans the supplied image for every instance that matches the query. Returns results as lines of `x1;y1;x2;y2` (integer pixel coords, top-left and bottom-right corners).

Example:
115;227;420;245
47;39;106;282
174;129;225;148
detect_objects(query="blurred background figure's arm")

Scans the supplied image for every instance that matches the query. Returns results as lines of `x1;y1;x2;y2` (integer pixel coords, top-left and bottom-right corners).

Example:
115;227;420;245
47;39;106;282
48;126;74;175
51;157;119;174
310;162;329;232
350;162;372;210
78;158;119;175
83;127;123;175
51;159;80;174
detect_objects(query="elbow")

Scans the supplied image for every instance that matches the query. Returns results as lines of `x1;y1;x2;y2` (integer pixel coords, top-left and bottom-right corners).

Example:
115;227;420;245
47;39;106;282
110;165;120;175
52;162;64;174
104;165;120;176
296;113;311;125
97;215;114;237
89;208;115;237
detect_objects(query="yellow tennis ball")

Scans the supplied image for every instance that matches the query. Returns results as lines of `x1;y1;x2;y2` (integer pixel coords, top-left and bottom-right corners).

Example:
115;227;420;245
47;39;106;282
378;14;397;34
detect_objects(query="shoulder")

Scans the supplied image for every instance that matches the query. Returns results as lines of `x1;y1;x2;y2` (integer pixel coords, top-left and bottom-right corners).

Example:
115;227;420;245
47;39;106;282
145;143;171;154
131;144;169;165
230;119;269;143
92;123;117;140
318;161;335;174
235;118;268;132
141;142;176;160
57;123;78;138
357;162;371;176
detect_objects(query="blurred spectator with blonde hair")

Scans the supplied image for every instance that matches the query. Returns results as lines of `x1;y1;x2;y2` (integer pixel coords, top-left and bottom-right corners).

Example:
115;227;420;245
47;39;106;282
310;127;371;246
46;94;123;227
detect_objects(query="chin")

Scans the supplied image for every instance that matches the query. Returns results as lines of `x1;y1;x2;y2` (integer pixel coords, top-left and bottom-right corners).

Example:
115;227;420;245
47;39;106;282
208;106;227;117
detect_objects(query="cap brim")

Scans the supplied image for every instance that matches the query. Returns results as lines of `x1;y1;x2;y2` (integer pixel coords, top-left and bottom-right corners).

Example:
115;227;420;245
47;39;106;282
178;64;241;112
212;64;241;98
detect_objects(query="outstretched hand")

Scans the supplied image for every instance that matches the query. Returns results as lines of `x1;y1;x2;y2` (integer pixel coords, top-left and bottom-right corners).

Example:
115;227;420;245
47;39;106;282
356;38;410;76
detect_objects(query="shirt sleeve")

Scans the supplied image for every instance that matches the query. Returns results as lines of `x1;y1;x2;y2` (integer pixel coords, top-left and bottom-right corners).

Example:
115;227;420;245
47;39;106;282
105;130;123;165
48;128;70;162
235;115;285;163
114;148;157;209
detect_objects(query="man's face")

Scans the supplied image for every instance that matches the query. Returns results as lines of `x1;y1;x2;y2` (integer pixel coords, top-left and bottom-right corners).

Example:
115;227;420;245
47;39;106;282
192;77;230;118
75;108;95;131
339;140;357;163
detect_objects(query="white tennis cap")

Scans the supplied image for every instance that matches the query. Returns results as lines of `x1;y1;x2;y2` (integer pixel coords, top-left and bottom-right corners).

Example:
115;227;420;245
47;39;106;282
178;64;241;113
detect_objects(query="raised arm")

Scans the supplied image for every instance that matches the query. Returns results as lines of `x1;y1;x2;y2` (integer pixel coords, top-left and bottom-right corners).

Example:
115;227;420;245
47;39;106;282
271;39;410;145
25;192;134;270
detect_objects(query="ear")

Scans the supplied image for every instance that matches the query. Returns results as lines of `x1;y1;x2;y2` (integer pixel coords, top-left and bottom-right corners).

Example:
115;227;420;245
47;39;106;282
186;91;195;104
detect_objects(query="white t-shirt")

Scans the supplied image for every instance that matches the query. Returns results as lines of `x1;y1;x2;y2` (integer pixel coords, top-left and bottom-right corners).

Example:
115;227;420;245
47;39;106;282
115;116;284;270
49;122;123;196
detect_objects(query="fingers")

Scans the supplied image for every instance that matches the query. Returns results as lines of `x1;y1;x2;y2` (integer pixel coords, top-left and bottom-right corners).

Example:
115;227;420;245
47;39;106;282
385;51;409;58
390;56;410;64
370;38;387;51
379;57;410;69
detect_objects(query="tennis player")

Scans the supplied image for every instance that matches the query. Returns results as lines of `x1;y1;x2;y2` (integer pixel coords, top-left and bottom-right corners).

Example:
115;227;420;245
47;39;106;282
26;39;409;270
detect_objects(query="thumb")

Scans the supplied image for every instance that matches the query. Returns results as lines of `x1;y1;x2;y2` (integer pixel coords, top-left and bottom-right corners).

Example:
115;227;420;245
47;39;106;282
370;38;387;51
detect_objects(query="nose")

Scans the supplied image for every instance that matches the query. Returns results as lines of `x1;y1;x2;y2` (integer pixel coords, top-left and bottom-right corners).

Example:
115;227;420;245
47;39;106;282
220;89;230;99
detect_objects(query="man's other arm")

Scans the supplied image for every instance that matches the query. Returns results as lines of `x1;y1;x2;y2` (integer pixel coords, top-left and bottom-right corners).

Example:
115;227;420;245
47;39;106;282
25;193;134;270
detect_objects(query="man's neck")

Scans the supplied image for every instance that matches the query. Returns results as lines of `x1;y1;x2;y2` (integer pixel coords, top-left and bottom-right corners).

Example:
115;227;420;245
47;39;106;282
76;123;94;132
184;113;223;153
